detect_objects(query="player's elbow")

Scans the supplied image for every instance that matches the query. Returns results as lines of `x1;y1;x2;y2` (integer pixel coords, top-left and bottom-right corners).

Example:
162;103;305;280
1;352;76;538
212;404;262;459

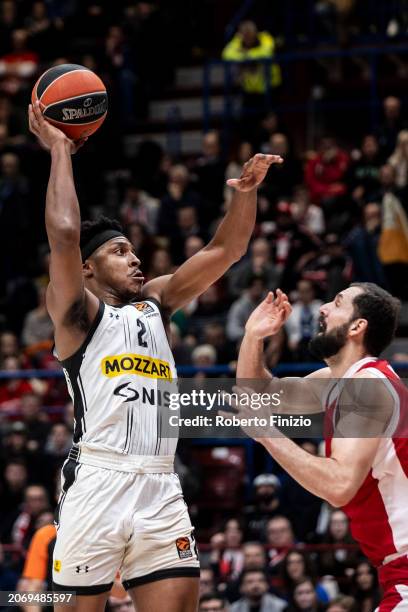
47;221;80;246
326;482;356;508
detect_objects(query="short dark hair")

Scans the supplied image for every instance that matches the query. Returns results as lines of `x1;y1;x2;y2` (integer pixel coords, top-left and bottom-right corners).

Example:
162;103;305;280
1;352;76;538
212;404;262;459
350;283;400;356
199;593;227;606
239;568;268;586
80;216;124;252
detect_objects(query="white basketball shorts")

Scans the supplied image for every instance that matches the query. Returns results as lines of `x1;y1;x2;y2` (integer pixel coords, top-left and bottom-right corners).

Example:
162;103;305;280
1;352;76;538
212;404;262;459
52;444;199;595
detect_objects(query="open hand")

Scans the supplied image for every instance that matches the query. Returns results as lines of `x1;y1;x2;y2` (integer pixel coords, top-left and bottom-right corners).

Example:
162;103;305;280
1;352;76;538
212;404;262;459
245;289;292;340
226;153;283;192
219;384;283;443
28;101;87;154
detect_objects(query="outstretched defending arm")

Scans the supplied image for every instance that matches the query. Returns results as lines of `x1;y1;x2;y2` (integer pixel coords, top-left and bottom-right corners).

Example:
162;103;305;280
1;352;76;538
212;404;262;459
235;290;330;413
142;154;283;312
28;102;99;358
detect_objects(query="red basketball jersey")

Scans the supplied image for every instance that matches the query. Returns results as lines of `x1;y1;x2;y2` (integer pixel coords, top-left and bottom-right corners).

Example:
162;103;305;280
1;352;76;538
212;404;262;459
325;357;408;567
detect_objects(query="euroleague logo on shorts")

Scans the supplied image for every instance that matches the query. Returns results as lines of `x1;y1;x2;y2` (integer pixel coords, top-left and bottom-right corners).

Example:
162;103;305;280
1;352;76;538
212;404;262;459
176;537;193;559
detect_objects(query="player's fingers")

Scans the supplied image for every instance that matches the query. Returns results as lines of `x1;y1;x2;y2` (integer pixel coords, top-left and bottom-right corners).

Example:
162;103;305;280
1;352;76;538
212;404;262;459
283;301;292;319
226;178;240;187
253;153;283;165
33;100;44;124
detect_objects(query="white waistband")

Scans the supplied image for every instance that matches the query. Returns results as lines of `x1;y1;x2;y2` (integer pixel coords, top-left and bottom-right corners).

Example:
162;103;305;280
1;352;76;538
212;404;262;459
69;444;174;473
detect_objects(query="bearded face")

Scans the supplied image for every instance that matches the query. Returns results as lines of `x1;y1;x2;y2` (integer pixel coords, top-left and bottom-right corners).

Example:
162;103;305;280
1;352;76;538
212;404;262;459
308;314;353;360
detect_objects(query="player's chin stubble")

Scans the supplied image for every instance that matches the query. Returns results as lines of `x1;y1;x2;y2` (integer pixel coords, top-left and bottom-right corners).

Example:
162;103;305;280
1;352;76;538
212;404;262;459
309;321;350;360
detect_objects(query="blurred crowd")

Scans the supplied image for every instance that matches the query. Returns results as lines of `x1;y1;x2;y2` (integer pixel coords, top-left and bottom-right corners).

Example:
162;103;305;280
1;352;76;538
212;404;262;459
1;1;408;610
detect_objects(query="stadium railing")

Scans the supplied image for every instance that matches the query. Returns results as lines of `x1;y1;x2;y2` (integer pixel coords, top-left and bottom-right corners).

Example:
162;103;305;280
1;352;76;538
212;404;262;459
203;44;408;135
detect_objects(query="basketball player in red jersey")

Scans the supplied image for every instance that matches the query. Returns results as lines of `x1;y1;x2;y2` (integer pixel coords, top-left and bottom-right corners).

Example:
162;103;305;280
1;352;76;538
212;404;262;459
28;100;283;612
234;285;408;611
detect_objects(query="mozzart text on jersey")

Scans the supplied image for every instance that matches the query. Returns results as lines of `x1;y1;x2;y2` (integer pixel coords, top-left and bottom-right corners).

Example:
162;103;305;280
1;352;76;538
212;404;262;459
101;353;172;381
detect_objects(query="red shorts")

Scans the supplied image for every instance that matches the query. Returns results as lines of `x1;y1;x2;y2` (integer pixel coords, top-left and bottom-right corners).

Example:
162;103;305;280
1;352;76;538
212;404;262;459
378;556;408;611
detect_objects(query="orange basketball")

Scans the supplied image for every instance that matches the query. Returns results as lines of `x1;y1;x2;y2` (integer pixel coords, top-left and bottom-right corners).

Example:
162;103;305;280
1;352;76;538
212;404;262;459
31;63;108;140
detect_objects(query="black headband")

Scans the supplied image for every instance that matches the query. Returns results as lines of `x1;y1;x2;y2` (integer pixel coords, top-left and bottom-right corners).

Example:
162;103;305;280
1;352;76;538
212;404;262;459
81;230;124;262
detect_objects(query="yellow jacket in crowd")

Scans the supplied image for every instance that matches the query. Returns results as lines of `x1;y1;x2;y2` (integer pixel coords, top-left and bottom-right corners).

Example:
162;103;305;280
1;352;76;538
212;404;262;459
222;30;282;93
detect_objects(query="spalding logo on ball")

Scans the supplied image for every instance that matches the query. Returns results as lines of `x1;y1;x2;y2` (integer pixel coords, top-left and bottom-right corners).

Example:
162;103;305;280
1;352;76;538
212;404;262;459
31;63;108;140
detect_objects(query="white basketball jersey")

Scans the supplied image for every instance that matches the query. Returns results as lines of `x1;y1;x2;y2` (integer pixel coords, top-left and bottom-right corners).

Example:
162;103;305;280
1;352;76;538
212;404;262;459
60;298;178;456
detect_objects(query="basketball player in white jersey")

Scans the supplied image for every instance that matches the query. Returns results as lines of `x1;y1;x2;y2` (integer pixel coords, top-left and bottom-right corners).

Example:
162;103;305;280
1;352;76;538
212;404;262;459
234;285;408;611
28;101;283;612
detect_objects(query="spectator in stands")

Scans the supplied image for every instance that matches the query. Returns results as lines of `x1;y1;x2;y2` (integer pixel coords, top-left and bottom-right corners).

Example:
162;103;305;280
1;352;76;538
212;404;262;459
193;131;226;224
20;393;50;448
188;284;228;337
270;201;320;292
127;221;155;263
203;322;236;365
222;21;281;136
284;578;325;612
290;187;325;236
185;235;205;260
264;133;303;203
0;330;18;360
225;542;269;603
280;441;323;542
10;484;49;550
225;142;254;206
377;171;408;299
266;516;296;572
199;593;230;611
345;202;387;285
192;344;217;369
44;423;71;459
227;273;268;343
158;164;202;238
285;279;322;361
200;567;217;598
0;541;18;593
231;569;286;612
325;596;356;612
169;322;192;366
305;137;349;206
210;519;245;582
0;151;30;295
228;238;279;300
376;96;408;158
347;135;382;204
372;163;407;204
24;1;63;62
0;93;26;145
146;247;174;280
0;29;39;95
0;1;18;55
388;129;408;189
0;460;27;532
0;356;35;410
244;474;283;541
21;284;53;348
351;560;381;612
301;233;351;300
120;179;159;234
279;551;329;604
319;510;359;578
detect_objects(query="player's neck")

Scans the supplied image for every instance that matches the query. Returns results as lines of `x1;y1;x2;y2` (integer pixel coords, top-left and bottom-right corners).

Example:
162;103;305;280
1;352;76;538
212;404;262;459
86;281;130;307
325;344;372;378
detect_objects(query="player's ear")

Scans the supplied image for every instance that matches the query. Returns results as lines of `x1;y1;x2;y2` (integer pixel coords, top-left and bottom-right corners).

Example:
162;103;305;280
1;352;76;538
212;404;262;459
349;318;367;336
82;260;93;278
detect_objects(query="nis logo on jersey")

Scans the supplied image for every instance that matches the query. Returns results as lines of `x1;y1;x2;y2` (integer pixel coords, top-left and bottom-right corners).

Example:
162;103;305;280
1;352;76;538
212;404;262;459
101;353;172;381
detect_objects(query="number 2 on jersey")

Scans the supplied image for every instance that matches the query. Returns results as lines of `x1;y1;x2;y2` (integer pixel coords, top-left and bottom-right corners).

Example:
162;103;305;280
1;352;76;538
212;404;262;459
137;319;148;348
